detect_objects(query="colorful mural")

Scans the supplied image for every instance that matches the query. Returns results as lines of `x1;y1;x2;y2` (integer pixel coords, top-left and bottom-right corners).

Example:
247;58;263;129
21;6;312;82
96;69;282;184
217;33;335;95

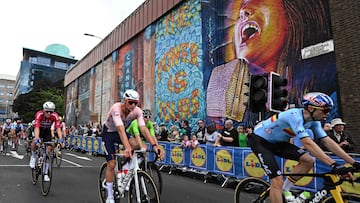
154;0;206;129
65;0;339;131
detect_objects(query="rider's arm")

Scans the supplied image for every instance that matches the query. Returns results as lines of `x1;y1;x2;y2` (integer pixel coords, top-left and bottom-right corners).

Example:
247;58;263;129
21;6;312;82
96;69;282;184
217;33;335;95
117;125;132;150
321;136;356;165
301;137;337;166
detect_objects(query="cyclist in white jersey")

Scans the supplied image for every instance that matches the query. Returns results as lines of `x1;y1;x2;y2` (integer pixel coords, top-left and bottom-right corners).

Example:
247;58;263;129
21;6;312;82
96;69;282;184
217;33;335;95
248;92;360;203
101;89;161;203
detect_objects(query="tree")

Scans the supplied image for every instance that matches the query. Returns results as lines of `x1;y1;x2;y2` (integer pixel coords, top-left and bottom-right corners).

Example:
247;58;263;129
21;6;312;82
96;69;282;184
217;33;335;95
12;78;64;123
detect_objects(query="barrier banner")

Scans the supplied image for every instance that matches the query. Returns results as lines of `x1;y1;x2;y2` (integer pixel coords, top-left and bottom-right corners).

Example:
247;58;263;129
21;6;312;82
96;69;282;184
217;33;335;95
67;136;360;194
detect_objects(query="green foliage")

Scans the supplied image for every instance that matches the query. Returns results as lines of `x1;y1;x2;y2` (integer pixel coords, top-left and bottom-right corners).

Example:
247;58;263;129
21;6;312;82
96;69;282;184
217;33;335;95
12;78;64;123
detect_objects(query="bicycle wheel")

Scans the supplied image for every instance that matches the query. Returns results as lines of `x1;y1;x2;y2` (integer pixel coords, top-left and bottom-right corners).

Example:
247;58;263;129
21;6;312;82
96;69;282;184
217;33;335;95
322;193;360;203
140;161;163;194
55;145;62;167
31;157;40;185
234;177;271;203
128;170;160;203
41;154;53;196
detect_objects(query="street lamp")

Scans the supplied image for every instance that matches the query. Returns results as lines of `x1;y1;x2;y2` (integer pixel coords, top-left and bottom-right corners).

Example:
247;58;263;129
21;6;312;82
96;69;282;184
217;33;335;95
84;33;104;124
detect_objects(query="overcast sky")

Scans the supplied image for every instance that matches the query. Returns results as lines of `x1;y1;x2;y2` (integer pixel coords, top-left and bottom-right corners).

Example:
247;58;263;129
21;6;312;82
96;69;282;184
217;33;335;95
0;0;145;77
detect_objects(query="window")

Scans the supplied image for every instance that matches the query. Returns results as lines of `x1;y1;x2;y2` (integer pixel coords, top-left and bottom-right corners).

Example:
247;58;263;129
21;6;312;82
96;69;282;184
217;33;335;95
54;61;68;70
37;56;51;66
0;84;4;88
7;85;13;88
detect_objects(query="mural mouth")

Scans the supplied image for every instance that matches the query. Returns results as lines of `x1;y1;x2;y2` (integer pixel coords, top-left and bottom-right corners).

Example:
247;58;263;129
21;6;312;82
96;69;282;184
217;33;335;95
241;22;260;44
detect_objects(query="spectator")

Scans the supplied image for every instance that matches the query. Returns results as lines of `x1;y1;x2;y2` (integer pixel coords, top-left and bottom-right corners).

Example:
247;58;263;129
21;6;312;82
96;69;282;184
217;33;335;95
69;125;79;136
153;122;160;138
214;120;238;147
323;122;332;133
175;118;192;139
181;135;191;148
157;123;168;141
205;125;219;146
237;125;248;147
168;125;181;143
190;135;199;148
195;119;206;144
79;123;89;136
323;118;356;153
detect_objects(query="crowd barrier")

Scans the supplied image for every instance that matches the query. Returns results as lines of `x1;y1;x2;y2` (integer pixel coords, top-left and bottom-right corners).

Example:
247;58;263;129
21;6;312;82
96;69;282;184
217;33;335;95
66;135;360;194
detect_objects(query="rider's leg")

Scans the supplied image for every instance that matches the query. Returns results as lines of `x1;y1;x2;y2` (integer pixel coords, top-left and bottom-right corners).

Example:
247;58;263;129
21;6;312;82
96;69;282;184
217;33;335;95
270;176;284;203
283;153;314;192
106;160;116;199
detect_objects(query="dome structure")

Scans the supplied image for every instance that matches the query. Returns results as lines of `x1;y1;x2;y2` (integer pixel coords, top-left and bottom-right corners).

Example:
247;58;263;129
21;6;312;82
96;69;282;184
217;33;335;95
44;44;71;58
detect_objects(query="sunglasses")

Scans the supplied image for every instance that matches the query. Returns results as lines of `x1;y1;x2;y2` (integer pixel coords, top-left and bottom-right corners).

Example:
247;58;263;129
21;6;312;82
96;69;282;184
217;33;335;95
311;106;331;114
45;111;53;114
128;100;138;105
144;116;151;119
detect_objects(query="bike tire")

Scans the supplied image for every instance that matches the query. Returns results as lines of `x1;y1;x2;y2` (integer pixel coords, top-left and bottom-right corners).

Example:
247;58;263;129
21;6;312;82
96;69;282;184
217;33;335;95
55;146;62;168
141;161;163;194
234;177;271;203
41;154;53;196
3;139;8;155
31;159;40;185
128;170;160;203
322;192;360;203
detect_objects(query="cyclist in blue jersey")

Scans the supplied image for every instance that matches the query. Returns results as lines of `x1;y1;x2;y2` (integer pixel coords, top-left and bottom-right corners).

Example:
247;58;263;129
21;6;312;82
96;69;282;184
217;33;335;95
248;92;360;203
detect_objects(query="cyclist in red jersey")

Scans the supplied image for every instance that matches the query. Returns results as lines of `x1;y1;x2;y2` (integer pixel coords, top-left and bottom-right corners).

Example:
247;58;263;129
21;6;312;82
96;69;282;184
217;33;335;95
29;101;64;181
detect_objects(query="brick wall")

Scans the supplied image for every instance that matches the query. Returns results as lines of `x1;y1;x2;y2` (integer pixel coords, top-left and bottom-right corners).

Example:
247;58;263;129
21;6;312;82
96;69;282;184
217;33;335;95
329;0;360;153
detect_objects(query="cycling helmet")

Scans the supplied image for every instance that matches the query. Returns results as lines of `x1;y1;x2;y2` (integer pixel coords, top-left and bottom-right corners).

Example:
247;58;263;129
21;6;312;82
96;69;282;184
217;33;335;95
143;109;152;118
123;89;139;101
43;101;55;111
302;92;333;108
58;116;63;121
6;118;11;123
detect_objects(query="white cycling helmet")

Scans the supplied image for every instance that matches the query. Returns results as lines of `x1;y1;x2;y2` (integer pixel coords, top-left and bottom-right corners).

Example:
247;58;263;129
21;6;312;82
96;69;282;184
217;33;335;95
43;101;55;111
123;89;140;101
6;118;11;123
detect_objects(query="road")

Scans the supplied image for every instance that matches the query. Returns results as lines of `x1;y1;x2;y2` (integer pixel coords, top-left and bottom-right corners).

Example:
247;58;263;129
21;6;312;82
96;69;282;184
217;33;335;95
0;141;235;203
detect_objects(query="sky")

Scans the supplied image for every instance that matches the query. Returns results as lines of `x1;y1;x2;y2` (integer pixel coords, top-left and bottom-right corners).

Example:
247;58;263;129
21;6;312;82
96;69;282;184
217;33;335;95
0;0;146;77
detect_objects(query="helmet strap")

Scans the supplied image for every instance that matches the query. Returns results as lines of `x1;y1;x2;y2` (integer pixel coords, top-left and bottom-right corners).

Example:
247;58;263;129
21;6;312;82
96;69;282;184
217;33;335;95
304;107;316;121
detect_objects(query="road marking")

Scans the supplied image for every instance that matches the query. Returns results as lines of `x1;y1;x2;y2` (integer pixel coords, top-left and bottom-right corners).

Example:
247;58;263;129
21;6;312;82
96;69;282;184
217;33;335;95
62;158;83;167
10;151;24;160
65;153;92;161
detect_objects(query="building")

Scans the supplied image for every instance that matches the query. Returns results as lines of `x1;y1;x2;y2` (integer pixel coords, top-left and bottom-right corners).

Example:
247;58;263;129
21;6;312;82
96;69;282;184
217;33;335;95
0;74;16;122
14;45;78;98
64;0;360;151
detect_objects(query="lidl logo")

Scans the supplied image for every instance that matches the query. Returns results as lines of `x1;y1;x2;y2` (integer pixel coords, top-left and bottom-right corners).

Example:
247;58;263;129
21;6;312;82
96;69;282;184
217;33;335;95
77;137;81;147
171;146;183;164
94;139;99;151
87;139;92;150
283;160;313;186
191;147;206;167
244;152;265;178
82;139;86;148
72;138;76;146
215;149;233;172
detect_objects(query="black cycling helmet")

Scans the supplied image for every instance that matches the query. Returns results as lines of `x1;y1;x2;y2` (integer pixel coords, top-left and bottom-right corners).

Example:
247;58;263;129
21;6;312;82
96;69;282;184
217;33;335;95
143;109;152;118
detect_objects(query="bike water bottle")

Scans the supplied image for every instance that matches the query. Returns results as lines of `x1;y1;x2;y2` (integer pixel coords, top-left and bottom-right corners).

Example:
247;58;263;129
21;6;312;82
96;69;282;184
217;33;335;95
294;191;311;203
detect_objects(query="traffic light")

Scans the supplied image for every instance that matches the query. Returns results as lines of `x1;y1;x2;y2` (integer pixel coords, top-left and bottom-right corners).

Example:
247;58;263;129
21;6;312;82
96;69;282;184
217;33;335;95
249;73;268;113
269;72;288;112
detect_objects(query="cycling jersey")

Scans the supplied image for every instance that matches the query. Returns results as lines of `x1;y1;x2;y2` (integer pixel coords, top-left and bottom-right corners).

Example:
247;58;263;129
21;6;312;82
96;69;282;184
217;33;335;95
34;110;61;142
2;123;12;135
103;102;145;131
253;108;327;143
126;119;155;137
12;123;24;134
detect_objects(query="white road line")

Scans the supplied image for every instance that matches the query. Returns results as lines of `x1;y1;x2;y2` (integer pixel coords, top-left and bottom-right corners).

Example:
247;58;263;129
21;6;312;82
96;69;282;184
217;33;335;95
61;158;83;167
65;153;92;161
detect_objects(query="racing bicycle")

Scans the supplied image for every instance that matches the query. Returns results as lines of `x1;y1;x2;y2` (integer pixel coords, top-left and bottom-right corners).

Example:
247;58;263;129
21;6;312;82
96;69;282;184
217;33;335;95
139;149;163;194
234;166;360;203
98;149;160;203
31;140;54;196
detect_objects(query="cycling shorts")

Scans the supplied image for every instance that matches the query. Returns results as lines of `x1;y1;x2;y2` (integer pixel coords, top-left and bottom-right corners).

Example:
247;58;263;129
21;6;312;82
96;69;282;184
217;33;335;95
247;133;307;179
102;124;123;161
39;128;52;143
3;130;11;136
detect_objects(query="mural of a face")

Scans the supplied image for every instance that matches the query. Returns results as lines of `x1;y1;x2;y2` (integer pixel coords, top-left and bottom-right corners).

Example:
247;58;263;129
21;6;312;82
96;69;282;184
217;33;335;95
234;0;288;72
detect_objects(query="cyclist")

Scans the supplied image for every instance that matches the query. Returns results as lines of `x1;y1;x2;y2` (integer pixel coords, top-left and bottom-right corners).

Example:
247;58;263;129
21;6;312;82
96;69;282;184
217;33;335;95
11;119;24;149
102;89;161;203
248;92;360;203
51;116;66;140
29;101;64;182
127;109;159;150
25;120;36;154
1;119;13;152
